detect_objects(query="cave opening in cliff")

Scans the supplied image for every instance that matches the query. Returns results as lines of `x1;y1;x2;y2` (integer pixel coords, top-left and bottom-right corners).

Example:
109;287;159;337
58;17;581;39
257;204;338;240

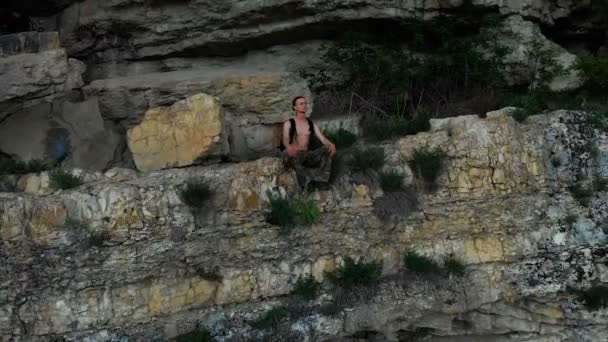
0;9;31;35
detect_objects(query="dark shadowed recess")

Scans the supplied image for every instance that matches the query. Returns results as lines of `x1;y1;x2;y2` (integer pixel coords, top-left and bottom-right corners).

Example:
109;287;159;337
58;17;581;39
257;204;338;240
539;4;608;54
166;15;495;59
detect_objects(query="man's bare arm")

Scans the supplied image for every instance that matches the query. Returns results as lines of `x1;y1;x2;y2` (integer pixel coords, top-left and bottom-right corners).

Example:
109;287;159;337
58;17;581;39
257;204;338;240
313;122;332;146
283;121;292;148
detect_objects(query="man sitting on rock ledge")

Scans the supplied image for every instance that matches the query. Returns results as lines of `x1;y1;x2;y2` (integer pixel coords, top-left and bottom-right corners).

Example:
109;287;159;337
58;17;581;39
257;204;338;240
282;96;336;192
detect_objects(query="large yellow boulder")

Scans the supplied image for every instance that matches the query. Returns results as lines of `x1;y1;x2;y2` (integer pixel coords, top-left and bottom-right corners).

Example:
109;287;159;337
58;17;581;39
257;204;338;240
127;93;225;171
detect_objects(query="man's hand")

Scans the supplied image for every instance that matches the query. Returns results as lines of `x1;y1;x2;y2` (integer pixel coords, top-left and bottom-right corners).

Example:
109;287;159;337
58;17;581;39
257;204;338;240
287;145;298;157
328;143;336;156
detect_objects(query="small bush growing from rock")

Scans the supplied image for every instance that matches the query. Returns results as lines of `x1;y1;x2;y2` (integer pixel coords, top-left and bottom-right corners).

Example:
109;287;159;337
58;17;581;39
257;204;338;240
569;182;594;206
443;255;466;276
324;128;357;149
194;266;223;282
174;328;213;342
50;169;82;190
351;147;385;171
325;256;382;288
294;199;321;225
593;177;608;192
380;170;404;192
265;192;297;227
180;180;211;207
574;55;608;94
588;111;608;132
249;306;290;330
364;117;410;141
410;147;446;184
364;113;431;142
506;93;545;122
291;275;320;301
563;212;578;226
0;158;49;176
551;157;562;168
88;231;109;248
317;302;341;316
579;286;608;311
404;252;440;273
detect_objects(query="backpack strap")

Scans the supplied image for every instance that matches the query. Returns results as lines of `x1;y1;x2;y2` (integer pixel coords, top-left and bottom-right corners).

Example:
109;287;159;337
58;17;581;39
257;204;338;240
288;118;296;144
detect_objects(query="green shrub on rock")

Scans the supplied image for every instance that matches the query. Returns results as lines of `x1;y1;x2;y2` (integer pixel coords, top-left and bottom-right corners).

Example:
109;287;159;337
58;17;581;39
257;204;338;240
179;180;212;207
50;169;82;190
324;128;357;149
294;198;321;225
404;252;440;273
411;147;446;184
174;329;213;342
351;147;385;171
291;274;320;300
325;256;382;288
380;170;404;192
579;286;608;311
265;192;297;227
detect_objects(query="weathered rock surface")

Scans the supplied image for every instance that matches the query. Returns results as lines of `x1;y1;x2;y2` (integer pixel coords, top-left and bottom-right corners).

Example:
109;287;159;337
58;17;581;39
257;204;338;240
54;0;590;63
127;93;226;172
1;110;607;341
0;32;85;122
0;97;120;170
489;15;581;91
86;70;312;161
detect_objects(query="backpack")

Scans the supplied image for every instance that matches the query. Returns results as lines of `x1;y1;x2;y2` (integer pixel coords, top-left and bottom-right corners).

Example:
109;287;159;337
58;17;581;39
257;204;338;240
278;118;322;151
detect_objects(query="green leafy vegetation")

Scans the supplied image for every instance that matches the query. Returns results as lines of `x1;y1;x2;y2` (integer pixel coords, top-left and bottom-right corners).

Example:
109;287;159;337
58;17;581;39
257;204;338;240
404;252;440;273
294;198;321;225
0;158;49;176
381;170;404;192
588;111;608;131
444;255;467;276
50;169;82;190
569;182;594;206
411;147;447;183
249;306;290;330
364;112;431;141
265;192;321;228
88;231;110;248
351;147;385;171
574;55;608;95
179;180;212;207
174;329;213;342
579;286;608;311
194;266;223;282
506;92;546;122
563;213;578;226
325;256;382;288
551;157;562;168
291;275;320;301
593;177;608;192
324;128;357;149
265;192;297;227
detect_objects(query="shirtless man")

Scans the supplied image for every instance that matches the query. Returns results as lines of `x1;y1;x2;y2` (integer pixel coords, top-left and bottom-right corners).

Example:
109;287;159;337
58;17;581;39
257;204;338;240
283;96;336;191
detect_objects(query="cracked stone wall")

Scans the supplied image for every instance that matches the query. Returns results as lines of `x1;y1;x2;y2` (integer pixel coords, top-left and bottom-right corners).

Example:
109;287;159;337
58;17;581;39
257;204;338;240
1;109;608;341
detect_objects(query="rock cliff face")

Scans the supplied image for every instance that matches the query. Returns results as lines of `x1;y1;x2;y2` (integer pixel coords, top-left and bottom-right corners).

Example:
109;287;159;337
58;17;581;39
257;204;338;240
1;109;607;341
1;1;608;341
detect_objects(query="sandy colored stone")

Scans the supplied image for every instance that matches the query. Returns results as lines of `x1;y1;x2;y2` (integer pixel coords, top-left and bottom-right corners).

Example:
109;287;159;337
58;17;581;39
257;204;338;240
127;93;224;171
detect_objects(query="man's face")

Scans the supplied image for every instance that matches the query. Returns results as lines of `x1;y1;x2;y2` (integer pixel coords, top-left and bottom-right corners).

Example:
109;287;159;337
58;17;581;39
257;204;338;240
293;97;307;114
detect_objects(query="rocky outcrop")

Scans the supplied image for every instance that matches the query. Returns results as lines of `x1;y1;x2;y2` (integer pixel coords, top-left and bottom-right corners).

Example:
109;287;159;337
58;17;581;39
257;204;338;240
0;32;86;122
0;97;120;170
127;93;226;172
52;0;590;64
85;70;312;161
1;109;607;341
489;15;581;91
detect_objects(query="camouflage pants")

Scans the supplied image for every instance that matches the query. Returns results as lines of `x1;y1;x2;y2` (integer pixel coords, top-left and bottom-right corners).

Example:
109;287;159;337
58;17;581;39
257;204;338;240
284;145;332;190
